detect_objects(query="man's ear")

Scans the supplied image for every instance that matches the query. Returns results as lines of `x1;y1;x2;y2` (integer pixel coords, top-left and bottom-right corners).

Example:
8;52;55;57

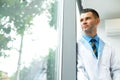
96;18;100;25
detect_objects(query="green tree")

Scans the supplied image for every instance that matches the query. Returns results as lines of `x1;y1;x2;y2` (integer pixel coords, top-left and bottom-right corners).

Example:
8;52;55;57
0;0;57;80
46;0;57;80
0;0;46;80
0;0;45;55
47;48;55;80
6;1;46;80
47;0;57;29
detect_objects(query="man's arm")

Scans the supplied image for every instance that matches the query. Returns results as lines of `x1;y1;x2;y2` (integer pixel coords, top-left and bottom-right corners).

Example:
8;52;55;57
110;47;120;80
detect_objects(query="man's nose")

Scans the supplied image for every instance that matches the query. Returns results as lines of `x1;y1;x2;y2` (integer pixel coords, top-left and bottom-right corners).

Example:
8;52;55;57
82;20;87;24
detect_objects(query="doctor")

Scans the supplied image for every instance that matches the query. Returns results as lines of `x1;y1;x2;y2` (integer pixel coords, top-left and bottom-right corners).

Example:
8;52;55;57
77;8;120;80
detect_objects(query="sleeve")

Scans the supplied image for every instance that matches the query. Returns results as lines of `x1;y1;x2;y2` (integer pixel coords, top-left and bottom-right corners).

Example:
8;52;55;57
110;47;120;80
77;43;89;80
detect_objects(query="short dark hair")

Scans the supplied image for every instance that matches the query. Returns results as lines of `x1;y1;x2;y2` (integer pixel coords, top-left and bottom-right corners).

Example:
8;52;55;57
80;8;99;18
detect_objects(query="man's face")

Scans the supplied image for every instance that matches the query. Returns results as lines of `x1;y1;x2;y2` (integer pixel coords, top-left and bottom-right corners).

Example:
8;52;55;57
80;12;99;33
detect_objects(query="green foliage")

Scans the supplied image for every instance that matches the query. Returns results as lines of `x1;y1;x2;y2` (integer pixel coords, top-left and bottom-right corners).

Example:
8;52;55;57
47;48;55;80
0;0;46;56
0;71;2;78
48;0;58;29
0;0;57;56
0;0;57;79
0;34;11;57
10;48;56;80
10;58;47;80
19;67;31;80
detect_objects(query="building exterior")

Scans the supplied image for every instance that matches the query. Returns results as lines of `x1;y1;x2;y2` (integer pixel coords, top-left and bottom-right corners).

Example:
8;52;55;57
0;71;10;80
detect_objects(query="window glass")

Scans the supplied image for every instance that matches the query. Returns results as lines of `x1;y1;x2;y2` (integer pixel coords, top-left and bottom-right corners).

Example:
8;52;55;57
0;0;58;80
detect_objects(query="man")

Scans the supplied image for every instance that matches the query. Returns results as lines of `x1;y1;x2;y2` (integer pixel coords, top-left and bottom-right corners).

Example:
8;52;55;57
77;8;120;80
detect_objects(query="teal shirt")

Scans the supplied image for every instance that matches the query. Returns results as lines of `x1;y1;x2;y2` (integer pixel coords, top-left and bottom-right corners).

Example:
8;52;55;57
82;34;99;55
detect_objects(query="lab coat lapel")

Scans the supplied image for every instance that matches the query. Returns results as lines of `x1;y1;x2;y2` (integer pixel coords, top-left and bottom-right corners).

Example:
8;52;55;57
78;39;98;80
98;39;105;62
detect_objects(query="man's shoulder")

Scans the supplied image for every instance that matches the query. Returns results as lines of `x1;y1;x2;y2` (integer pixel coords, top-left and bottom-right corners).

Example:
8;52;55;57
99;38;114;52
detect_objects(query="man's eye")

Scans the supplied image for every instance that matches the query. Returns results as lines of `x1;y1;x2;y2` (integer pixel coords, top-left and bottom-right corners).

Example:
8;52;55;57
86;17;91;20
80;19;83;22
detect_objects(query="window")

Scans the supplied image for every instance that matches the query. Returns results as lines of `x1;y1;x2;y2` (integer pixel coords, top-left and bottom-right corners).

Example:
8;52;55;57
0;0;77;80
0;0;58;80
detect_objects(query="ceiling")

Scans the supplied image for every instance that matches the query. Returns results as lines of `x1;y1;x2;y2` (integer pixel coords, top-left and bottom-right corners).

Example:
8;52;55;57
81;0;120;20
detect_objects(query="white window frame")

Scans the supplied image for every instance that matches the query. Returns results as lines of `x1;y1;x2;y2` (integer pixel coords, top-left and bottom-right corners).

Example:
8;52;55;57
56;0;77;80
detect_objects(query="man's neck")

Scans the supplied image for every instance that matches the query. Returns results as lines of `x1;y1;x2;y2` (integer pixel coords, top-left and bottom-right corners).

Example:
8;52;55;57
84;32;97;38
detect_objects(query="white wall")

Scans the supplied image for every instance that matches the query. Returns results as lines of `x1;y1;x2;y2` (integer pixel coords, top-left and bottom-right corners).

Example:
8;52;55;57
98;20;120;55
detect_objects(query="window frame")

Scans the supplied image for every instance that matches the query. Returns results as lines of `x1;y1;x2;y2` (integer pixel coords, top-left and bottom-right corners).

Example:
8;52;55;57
56;0;77;80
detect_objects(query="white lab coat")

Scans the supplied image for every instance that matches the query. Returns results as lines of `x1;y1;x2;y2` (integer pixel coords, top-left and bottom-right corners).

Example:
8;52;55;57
77;37;120;80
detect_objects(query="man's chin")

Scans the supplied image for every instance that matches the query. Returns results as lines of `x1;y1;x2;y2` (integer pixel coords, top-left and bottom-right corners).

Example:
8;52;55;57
82;28;88;32
82;29;91;33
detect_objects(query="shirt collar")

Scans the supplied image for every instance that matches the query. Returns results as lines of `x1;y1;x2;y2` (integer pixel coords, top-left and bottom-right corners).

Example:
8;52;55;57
82;34;99;42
